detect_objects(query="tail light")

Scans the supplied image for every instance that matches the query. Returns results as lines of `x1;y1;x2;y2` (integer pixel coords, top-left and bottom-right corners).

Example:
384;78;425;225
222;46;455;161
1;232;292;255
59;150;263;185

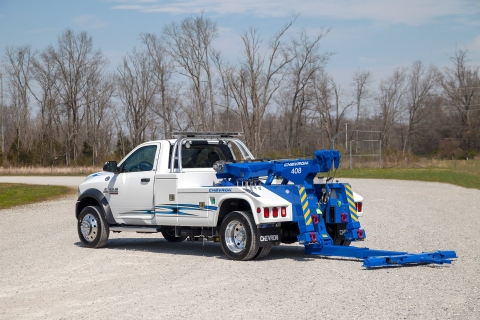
356;202;363;212
263;208;269;218
280;207;286;217
272;207;278;218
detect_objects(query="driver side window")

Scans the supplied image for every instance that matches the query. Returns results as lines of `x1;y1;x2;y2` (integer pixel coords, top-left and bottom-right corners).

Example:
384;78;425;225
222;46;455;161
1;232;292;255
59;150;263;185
122;145;157;172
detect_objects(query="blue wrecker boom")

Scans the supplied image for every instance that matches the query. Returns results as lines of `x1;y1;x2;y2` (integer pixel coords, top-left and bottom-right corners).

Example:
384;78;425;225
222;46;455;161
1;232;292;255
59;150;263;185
216;150;457;268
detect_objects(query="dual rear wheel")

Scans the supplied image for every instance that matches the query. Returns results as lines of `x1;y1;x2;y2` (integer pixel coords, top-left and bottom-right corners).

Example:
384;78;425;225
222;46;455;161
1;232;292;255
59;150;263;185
219;211;271;261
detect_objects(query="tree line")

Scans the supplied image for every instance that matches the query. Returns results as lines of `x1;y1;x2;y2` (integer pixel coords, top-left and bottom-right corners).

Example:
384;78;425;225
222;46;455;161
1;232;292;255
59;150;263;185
0;14;479;167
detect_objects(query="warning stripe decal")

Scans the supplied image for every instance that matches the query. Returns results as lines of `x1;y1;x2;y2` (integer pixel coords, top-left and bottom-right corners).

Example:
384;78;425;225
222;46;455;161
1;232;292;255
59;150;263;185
345;184;358;221
299;187;312;226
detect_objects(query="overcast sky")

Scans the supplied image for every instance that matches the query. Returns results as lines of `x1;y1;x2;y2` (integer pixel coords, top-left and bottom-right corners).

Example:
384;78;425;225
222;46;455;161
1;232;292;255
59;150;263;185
1;0;479;89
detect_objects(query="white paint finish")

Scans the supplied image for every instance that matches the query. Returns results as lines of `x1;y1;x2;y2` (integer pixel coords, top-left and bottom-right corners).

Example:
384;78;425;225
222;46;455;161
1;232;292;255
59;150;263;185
107;170;156;222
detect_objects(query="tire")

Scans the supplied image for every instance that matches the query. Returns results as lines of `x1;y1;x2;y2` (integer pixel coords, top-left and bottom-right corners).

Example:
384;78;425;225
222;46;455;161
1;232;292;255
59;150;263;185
253;246;272;260
219;211;259;261
161;227;187;242
78;206;109;248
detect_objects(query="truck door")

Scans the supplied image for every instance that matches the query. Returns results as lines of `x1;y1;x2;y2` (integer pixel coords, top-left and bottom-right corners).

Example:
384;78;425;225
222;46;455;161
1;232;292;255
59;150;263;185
107;144;159;225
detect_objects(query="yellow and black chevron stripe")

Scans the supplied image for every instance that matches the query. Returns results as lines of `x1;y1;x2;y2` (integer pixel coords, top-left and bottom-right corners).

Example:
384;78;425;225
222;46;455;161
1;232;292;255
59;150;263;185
345;184;358;222
299;186;312;225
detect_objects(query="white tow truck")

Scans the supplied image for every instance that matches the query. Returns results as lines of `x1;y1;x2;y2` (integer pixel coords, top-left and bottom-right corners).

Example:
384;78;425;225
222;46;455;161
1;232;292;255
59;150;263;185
76;132;364;261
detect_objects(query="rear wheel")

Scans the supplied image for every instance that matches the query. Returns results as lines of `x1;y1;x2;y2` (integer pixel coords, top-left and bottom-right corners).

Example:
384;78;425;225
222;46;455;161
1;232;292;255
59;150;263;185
220;211;259;261
161;227;187;242
78;206;109;248
253;246;271;260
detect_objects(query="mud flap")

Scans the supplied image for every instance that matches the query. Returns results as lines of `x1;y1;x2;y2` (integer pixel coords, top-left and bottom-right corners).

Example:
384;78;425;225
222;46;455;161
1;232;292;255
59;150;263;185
256;227;281;247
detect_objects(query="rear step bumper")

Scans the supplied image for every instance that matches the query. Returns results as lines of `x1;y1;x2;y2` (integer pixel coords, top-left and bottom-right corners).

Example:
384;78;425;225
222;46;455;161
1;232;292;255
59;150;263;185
304;244;457;268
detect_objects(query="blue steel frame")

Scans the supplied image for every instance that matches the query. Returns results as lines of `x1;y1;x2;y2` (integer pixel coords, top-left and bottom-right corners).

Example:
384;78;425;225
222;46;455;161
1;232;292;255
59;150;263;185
215;150;457;268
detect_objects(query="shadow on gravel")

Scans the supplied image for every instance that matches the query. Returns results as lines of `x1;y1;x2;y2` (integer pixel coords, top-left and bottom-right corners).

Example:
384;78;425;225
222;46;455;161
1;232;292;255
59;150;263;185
75;239;450;268
74;238;315;262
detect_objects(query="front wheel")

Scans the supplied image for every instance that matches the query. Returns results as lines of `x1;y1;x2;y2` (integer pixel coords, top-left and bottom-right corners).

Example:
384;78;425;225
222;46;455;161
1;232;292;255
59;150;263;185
219;211;259;261
78;206;109;248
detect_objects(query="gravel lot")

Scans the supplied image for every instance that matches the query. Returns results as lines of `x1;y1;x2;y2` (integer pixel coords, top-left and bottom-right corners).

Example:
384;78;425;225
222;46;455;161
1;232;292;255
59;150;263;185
0;176;478;319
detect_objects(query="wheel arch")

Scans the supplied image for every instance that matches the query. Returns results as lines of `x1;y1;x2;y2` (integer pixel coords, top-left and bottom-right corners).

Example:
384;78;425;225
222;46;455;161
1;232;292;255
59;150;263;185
215;195;258;227
76;188;116;224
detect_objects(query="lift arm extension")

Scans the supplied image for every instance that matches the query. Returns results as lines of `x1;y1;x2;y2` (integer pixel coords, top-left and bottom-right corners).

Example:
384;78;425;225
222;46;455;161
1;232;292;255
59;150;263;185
304;244;457;268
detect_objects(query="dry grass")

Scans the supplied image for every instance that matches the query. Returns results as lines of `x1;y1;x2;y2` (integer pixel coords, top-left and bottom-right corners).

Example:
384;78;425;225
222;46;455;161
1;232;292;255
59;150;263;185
0;166;102;176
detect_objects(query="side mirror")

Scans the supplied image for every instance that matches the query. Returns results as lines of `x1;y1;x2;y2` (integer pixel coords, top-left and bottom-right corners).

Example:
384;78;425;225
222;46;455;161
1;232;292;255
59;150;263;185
103;161;119;173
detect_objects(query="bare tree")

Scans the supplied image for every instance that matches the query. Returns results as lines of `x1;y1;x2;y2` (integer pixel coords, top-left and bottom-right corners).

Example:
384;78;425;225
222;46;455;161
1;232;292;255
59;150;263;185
313;71;354;143
212;50;238;132
84;73;115;165
281;28;331;153
47;29;108;165
227;19;296;156
375;67;408;149
3;45;36;165
403;61;441;154
163;13;218;131
31;49;61;165
441;49;480;155
351;70;372;133
116;48;158;146
141;33;178;139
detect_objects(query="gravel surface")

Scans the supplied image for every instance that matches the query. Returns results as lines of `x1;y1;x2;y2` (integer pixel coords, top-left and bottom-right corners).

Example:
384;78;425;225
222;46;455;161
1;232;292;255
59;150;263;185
0;176;478;319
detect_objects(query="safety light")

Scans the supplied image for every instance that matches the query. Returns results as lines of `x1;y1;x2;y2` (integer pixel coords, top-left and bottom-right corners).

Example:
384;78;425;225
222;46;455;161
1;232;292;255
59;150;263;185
356;202;363;213
256;207;261;213
341;212;347;223
264;207;269;218
310;232;317;243
272;207;278;218
312;214;318;224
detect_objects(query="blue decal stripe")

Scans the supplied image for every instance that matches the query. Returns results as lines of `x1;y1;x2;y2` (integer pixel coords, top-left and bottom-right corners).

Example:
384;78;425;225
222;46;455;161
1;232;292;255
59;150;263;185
131;210;155;214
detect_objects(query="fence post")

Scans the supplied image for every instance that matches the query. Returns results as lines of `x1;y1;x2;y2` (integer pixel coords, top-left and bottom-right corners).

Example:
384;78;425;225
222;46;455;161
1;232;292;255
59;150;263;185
350;140;352;169
379;139;382;168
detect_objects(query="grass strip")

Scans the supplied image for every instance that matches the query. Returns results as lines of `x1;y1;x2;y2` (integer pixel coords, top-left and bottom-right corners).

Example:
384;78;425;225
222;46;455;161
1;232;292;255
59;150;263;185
336;168;480;189
0;183;75;210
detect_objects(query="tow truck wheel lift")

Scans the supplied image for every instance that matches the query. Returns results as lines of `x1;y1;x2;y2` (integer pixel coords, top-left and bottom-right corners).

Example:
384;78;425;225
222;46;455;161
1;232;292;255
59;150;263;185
215;149;457;268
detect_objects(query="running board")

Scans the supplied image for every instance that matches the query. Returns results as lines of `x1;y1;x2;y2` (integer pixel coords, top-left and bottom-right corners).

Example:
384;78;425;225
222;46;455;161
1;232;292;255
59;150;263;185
304;244;457;268
110;226;159;233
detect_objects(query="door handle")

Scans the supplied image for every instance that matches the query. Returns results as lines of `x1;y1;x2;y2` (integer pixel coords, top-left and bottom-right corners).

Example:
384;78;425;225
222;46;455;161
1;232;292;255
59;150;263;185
141;178;150;183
